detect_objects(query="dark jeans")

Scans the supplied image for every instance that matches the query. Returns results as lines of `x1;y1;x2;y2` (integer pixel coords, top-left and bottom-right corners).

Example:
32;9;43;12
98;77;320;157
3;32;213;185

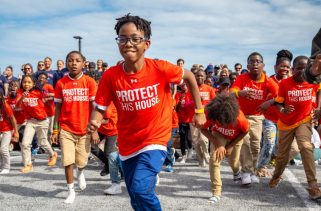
179;123;192;156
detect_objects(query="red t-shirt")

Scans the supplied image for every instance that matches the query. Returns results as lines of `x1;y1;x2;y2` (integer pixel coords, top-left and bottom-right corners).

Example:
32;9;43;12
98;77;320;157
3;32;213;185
0;102;14;132
263;75;282;123
231;72;278;115
98;102;118;137
175;91;194;123
95;58;184;156
275;76;320;130
54;73;97;135
203;110;249;141
42;83;55;117
7;96;27;125
172;99;179;129
18;89;47;120
198;84;216;106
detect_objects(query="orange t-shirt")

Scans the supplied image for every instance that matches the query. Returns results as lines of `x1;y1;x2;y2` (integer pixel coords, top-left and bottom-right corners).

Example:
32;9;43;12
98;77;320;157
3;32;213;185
198;84;216;106
231;72;278;115
95;58;184;156
42;83;55;117
0;102;14;132
175;91;194;123
18;89;47;120
202;110;249;141
263;75;281;123
98;102;118;137
7;96;26;125
54;73;97;135
275;76;320;130
172;99;179;129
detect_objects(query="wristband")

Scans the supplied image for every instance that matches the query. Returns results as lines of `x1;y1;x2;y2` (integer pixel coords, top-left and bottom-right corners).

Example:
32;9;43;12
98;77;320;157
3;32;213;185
195;108;204;114
235;90;239;98
53;129;59;135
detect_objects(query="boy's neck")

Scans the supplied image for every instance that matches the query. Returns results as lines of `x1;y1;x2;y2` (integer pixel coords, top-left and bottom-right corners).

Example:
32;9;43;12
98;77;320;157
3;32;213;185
123;59;145;74
249;72;262;81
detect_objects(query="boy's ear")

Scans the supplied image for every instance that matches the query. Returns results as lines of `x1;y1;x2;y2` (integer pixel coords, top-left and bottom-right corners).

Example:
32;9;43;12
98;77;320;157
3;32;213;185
144;40;151;51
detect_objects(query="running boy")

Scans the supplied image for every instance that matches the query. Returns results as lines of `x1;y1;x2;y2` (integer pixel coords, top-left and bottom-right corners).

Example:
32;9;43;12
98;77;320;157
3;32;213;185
87;14;205;211
52;51;97;204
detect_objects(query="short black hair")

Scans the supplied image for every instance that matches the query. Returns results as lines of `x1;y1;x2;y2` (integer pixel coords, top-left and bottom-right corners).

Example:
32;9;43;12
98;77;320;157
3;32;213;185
247;52;263;63
177;58;185;64
65;51;86;63
234;63;242;68
293;55;309;67
206;93;240;126
114;14;152;39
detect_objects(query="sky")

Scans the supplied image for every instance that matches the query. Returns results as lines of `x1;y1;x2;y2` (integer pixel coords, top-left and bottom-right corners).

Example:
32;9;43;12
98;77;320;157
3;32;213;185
0;0;321;76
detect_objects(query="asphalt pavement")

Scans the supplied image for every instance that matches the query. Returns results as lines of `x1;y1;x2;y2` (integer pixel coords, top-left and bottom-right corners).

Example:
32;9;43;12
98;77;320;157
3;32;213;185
0;149;320;211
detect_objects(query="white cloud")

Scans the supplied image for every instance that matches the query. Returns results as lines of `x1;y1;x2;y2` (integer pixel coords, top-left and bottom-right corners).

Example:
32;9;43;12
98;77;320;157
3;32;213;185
0;0;321;75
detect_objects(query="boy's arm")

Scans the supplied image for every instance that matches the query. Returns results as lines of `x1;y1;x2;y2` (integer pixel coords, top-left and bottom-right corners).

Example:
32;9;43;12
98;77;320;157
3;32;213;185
200;128;224;148
183;70;206;127
9;115;19;142
52;102;61;144
225;131;248;150
88;107;106;134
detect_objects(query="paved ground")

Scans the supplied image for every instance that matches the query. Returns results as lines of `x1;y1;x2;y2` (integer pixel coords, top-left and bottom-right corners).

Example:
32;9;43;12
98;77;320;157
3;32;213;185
0;149;320;211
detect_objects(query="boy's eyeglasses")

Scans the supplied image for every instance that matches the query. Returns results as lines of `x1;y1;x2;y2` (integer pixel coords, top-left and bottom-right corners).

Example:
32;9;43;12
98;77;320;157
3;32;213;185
115;37;147;45
248;60;263;65
38;64;44;66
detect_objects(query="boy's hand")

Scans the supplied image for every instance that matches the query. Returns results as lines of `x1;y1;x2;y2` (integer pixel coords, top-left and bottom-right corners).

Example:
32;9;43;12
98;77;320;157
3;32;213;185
192;113;206;128
12;131;19;142
52;134;58;145
215;146;226;161
91;132;100;145
225;147;233;157
87;120;101;134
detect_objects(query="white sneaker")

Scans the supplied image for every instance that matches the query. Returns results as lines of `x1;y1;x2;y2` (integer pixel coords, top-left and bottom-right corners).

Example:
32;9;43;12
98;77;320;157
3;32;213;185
208;195;220;204
199;159;206;167
293;159;302;166
104;183;122;195
155;174;160;186
179;155;187;164
187;149;193;160
64;190;75;204
250;174;260;184
241;173;251;185
0;169;10;174
77;170;86;190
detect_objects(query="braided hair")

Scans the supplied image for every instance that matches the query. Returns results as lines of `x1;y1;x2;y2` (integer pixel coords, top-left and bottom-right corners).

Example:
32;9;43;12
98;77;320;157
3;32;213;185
114;14;152;39
276;49;293;65
206;93;240;126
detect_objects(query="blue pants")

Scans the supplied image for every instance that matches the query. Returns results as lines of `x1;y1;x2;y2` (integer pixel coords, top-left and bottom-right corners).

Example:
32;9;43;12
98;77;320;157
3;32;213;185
121;150;166;211
257;119;277;168
164;128;178;166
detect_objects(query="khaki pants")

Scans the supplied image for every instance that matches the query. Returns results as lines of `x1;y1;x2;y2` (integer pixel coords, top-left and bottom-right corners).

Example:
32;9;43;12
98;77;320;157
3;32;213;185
190;123;210;163
0;131;12;170
47;116;54;144
60;129;91;168
209;137;243;196
273;122;317;186
21;118;54;166
240;115;264;174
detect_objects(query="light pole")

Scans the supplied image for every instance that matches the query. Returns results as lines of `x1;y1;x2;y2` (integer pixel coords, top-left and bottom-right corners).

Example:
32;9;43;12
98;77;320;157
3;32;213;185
73;36;83;53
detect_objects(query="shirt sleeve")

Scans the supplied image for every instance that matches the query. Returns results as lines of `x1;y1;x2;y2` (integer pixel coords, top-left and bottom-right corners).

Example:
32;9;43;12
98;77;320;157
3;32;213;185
157;60;184;85
54;81;63;103
275;80;285;103
239;113;249;133
88;77;97;101
4;103;13;117
267;78;279;97
95;71;112;110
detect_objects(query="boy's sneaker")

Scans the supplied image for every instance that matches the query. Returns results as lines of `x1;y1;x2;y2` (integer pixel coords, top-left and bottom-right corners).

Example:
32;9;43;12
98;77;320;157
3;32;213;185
269;176;283;188
170;148;176;164
0;169;10;174
250;174;260;184
165;165;174;173
20;164;33;173
307;186;321;200
179;155;187;164
233;171;242;183
241;173;251;185
104;183;122;195
208;195;220;204
48;152;58;166
64;189;76;204
77;169;86;190
257;166;271;177
187;149;193;160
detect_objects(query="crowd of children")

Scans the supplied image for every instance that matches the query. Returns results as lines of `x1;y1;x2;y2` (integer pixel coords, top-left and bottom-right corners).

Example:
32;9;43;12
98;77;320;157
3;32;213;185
1;14;321;210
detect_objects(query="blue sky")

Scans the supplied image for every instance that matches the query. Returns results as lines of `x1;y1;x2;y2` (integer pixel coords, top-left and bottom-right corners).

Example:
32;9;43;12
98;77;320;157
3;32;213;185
0;0;320;76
